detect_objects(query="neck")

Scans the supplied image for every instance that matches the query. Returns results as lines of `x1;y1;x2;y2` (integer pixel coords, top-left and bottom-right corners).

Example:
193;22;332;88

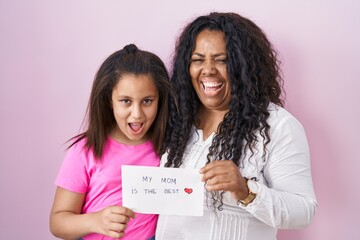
196;107;228;140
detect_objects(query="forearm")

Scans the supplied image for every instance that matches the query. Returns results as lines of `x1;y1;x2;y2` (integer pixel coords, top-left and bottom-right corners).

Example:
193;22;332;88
247;112;318;228
243;184;317;228
50;211;96;239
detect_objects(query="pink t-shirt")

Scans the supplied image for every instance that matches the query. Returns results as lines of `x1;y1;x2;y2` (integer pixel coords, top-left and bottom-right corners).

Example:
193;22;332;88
55;137;159;240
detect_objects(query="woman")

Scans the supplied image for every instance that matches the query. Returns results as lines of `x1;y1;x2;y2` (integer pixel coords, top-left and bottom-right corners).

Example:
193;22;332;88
156;12;317;240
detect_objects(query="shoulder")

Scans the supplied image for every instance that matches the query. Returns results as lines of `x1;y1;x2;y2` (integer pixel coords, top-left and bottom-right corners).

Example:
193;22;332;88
66;137;89;157
268;103;296;121
266;103;309;148
266;103;309;153
267;103;305;133
56;138;93;193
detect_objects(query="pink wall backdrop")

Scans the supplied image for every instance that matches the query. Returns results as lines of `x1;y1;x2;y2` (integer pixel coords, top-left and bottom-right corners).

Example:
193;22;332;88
1;0;359;239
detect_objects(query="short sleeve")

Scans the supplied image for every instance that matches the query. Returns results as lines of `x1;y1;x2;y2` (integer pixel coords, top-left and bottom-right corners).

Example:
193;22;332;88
55;141;90;193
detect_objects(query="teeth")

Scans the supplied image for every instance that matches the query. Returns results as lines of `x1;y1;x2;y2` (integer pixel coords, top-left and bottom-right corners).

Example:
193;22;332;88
202;82;222;88
202;82;223;93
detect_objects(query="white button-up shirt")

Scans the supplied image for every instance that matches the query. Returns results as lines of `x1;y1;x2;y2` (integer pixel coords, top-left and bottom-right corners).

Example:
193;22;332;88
156;104;317;240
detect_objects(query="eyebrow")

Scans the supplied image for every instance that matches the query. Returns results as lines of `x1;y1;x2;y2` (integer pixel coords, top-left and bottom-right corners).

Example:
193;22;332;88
191;53;226;58
116;95;157;99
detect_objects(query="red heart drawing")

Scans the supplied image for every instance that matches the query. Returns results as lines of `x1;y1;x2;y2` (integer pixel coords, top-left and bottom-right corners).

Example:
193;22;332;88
184;188;193;194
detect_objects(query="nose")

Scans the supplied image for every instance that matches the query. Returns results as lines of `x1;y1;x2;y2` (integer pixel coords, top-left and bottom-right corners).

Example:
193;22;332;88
131;103;143;119
201;59;217;75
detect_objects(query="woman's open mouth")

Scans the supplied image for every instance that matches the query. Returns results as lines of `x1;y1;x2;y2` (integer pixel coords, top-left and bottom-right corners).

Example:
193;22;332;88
201;81;223;96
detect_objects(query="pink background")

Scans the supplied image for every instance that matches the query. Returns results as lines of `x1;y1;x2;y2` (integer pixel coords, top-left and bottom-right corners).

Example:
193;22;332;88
1;1;359;239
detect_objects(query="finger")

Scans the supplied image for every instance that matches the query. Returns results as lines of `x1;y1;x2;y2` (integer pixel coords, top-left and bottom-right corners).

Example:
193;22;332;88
106;229;126;239
199;160;224;174
201;165;233;182
205;182;232;191
206;174;231;185
108;213;131;224
207;176;244;191
200;160;237;175
110;206;136;219
102;221;127;239
108;222;128;232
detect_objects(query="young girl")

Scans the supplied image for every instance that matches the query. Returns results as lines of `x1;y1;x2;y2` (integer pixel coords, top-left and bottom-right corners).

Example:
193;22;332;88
50;44;174;240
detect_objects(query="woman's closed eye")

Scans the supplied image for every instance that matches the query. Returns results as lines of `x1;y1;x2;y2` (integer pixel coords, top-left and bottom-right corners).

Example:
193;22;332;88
191;58;226;64
215;58;226;63
191;58;204;63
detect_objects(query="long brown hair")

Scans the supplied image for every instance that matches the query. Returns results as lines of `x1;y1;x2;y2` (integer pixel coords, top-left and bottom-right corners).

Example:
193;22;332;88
69;44;175;159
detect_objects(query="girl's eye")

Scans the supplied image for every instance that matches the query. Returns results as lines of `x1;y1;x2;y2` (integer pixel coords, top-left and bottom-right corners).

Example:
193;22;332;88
143;99;153;105
120;99;131;104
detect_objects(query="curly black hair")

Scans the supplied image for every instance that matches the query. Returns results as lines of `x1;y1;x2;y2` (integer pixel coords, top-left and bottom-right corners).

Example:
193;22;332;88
163;12;284;210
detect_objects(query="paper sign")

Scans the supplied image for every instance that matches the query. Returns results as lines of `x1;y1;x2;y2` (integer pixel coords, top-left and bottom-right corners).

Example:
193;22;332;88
122;165;204;216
